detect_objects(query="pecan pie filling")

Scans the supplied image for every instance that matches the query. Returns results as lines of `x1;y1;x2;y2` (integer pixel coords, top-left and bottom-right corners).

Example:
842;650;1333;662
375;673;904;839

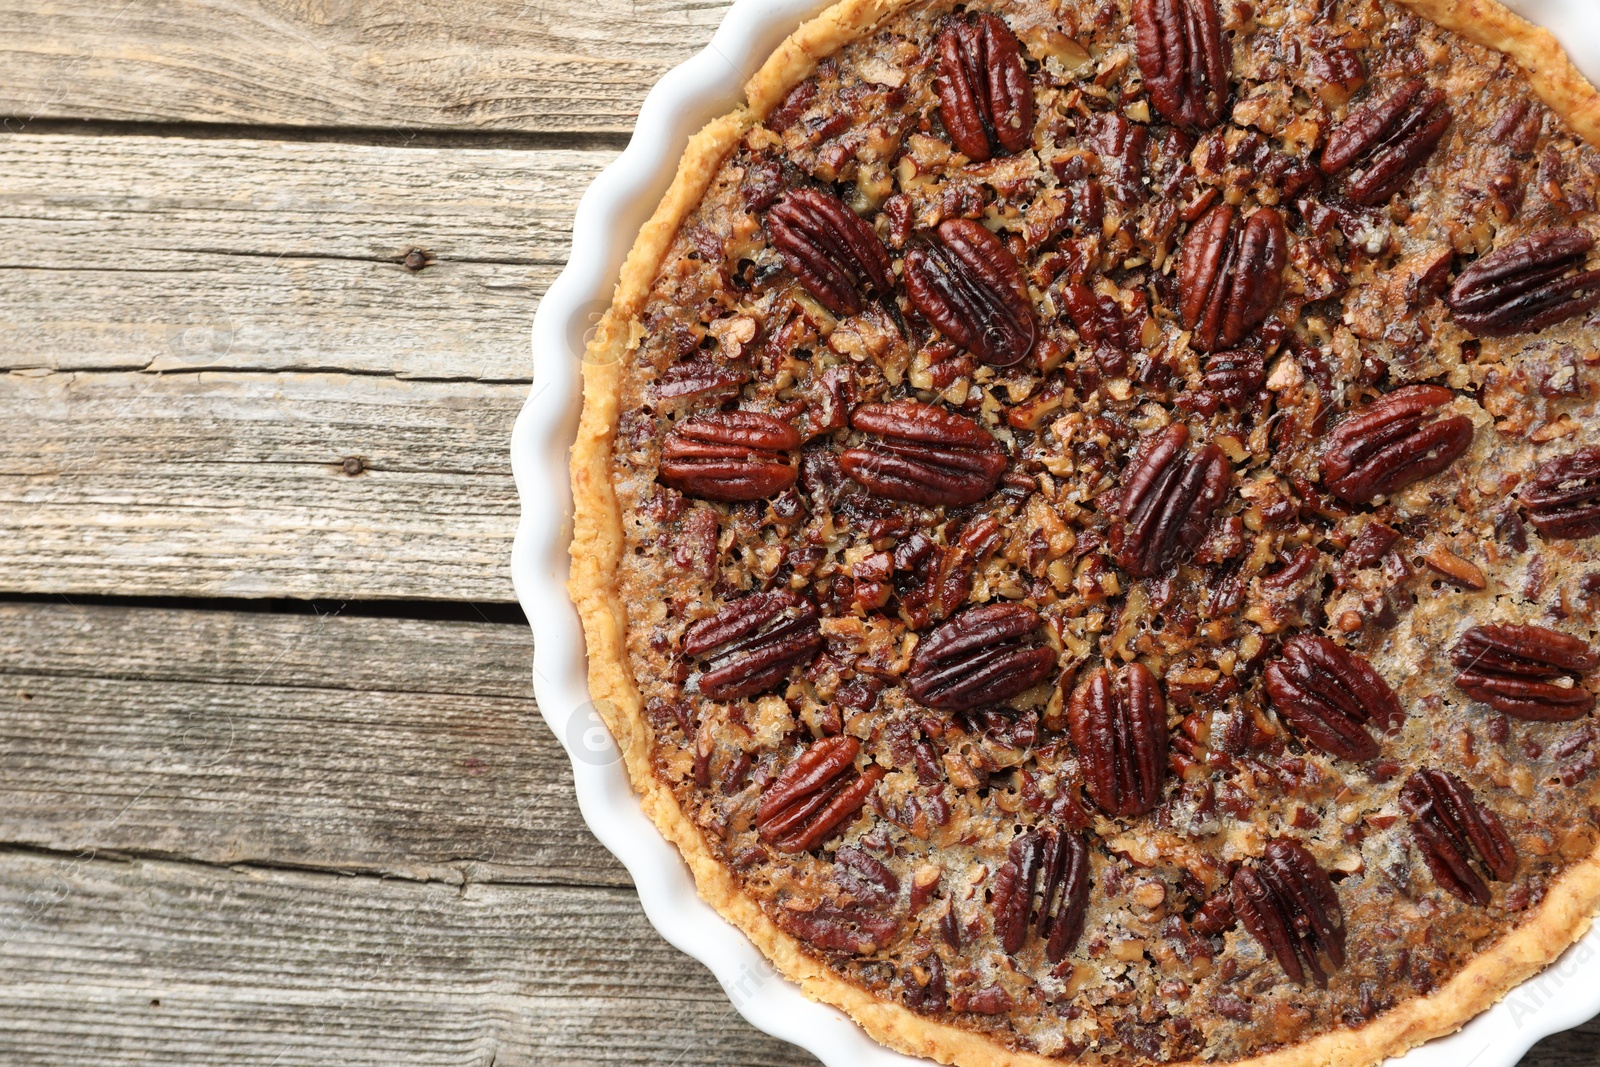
586;0;1600;1060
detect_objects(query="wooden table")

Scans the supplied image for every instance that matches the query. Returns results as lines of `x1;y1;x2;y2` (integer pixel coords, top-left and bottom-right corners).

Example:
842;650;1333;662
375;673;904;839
0;2;1593;1063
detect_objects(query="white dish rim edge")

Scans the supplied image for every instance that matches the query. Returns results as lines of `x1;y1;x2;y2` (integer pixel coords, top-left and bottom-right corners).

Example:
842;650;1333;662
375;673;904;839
508;0;1600;1062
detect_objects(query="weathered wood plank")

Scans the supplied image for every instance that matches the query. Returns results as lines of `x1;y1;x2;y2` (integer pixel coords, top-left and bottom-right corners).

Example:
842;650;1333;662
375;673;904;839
0;0;730;133
1522;1020;1600;1067
0;601;533;696
1;133;614;379
0;370;523;601
0;850;818;1067
0;603;616;884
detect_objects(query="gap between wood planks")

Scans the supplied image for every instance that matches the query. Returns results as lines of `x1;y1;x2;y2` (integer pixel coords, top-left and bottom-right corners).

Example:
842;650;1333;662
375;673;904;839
0;117;635;152
0;840;617;893
0;592;529;627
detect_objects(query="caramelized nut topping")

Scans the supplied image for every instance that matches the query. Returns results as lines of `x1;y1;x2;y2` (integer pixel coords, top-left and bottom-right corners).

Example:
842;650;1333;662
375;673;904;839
844;398;1004;508
658;411;801;502
1521;446;1600;541
905;218;1037;367
1447;228;1600;337
1401;769;1518;905
768;187;894;317
1320;385;1473;503
1231;838;1346;986
1451;624;1598;721
935;12;1035;163
1112;423;1231;578
1321;78;1451;205
905;602;1057;712
1264;635;1404;761
840;400;1007;507
601;0;1600;1050
1132;0;1229;129
1068;662;1169;817
991;826;1090;962
683;590;824;701
758;735;886;853
1178;203;1287;352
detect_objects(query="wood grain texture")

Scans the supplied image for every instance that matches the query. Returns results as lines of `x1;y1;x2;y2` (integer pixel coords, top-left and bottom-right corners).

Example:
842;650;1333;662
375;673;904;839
1;133;614;379
0;602;618;885
0;0;731;133
0;369;523;601
0;849;819;1067
1522;1019;1600;1066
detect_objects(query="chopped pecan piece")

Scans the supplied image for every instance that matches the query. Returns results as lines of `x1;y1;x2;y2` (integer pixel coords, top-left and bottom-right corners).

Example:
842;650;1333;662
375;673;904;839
1178;203;1287;352
758;735;886;852
1060;283;1148;377
1308;43;1366;105
767;188;893;317
683;590;824;701
903;950;948;1014
840;400;1007;507
936;12;1035;163
991;826;1090;962
1450;624;1598;721
1264;635;1404;761
1231;838;1346;986
658;411;801;502
905;602;1057;713
1068;662;1169;817
1201;349;1265;410
1320;78;1451;205
1521;446;1600;540
1112;423;1232;577
1320;385;1473;503
1400;769;1518;905
1131;0;1228;129
1446;228;1600;337
905;218;1038;367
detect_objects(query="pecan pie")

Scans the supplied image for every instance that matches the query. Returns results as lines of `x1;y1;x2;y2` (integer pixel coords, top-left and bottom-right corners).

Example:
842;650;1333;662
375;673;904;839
568;0;1600;1062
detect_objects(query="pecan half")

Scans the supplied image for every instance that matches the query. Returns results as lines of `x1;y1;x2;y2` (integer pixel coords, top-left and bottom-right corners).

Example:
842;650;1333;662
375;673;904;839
1320;78;1451;205
1320;385;1473;503
1521;446;1600;540
936;13;1034;163
840;400;1007;507
1178;203;1287;352
1263;636;1404;761
1231;838;1346;986
659;411;801;502
905;218;1037;367
1400;769;1517;905
1112;423;1232;577
1068;662;1169;817
1446;228;1600;337
1131;0;1228;129
991;826;1090;962
767;188;893;317
905;602;1057;712
683;590;824;701
1450;623;1598;721
758;735;886;853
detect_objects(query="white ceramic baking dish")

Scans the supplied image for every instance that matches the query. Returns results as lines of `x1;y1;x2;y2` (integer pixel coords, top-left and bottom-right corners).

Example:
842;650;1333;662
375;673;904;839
510;1;1600;1062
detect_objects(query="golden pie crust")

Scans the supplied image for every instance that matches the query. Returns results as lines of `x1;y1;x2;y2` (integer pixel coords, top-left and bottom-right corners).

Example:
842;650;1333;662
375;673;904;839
567;0;1600;1063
